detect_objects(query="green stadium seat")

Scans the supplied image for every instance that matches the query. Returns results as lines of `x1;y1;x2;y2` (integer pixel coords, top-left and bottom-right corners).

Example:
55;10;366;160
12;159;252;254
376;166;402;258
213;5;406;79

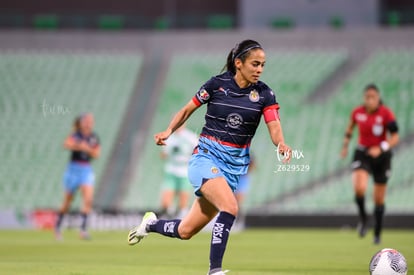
329;16;345;29
387;11;401;27
98;15;125;30
33;14;59;30
207;14;235;29
271;17;295;29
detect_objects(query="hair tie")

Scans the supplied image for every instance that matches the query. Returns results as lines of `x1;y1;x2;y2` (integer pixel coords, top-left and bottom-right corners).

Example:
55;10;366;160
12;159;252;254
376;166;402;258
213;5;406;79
233;44;262;61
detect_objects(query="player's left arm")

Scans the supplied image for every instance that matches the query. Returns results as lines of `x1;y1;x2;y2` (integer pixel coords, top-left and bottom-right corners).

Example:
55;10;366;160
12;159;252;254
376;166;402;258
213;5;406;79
383;120;399;151
368;109;399;158
78;138;100;159
264;106;291;163
85;143;101;159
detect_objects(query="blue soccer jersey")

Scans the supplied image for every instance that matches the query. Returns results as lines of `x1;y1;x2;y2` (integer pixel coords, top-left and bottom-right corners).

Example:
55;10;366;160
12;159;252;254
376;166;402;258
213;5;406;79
192;71;279;175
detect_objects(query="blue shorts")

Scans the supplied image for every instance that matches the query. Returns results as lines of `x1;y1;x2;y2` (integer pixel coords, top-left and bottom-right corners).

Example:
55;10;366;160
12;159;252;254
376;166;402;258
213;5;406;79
235;174;250;195
63;162;95;194
188;150;240;197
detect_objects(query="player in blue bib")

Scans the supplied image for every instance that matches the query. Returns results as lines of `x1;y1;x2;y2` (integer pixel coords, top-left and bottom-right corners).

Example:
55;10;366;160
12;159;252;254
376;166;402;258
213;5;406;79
55;113;101;240
128;40;291;275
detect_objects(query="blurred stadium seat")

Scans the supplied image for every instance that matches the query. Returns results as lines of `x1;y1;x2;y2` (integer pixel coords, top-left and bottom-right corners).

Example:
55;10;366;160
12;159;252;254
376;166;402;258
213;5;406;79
0;51;142;210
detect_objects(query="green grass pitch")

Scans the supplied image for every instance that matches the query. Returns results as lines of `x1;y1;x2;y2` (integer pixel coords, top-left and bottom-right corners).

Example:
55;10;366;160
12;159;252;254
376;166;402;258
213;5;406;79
0;229;412;274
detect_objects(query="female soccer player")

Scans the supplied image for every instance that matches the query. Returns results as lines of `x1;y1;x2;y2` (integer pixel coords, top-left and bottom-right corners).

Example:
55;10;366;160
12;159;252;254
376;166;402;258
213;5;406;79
128;40;291;274
55;113;101;240
159;123;198;218
341;84;399;244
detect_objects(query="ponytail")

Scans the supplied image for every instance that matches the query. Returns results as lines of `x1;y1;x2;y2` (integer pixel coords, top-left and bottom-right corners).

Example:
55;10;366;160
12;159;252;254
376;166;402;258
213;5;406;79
73;116;81;133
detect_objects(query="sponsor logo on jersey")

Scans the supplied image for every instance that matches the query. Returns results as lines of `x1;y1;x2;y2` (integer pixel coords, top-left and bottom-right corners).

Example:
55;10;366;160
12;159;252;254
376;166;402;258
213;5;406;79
198;89;210;101
219;87;229;96
226;113;243;129
249;89;260;102
355;113;367;122
212;222;224;244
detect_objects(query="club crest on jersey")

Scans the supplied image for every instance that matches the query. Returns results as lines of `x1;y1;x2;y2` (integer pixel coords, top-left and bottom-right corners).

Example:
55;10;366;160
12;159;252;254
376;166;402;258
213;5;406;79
249;89;260;102
372;124;384;136
198;89;210;101
226;113;243;129
211;166;219;174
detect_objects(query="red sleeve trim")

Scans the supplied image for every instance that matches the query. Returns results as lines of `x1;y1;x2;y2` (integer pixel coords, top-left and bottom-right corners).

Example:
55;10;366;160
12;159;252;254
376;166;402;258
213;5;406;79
192;96;202;107
263;104;280;123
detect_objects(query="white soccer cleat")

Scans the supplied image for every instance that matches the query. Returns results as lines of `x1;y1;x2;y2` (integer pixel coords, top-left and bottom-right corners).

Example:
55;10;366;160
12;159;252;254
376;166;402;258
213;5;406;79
208;270;230;275
128;212;157;245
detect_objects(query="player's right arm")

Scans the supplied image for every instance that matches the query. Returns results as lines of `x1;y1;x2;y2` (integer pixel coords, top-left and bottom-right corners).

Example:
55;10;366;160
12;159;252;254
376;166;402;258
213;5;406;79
63;135;101;158
154;100;200;146
63;135;80;151
341;117;356;158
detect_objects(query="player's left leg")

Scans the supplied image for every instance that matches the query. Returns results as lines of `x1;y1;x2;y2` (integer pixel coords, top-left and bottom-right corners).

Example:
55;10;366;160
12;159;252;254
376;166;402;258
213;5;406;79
352;169;370;237
79;184;94;239
372;151;391;244
373;183;386;244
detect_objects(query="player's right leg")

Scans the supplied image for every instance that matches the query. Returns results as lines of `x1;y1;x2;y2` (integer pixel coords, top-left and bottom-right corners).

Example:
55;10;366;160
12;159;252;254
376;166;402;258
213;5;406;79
56;163;78;240
352;169;369;237
55;192;74;240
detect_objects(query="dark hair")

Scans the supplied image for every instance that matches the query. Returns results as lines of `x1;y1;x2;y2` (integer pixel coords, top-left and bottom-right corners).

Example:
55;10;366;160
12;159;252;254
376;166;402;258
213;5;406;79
72;112;89;133
223;39;263;74
364;83;383;105
364;83;380;93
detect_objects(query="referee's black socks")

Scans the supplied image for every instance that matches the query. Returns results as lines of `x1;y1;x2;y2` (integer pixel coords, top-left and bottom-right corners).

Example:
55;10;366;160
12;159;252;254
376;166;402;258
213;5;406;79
355;195;367;222
374;204;385;238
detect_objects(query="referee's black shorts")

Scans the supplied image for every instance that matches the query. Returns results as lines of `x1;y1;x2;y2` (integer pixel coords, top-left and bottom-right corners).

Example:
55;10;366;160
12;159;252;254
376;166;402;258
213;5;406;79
351;147;392;184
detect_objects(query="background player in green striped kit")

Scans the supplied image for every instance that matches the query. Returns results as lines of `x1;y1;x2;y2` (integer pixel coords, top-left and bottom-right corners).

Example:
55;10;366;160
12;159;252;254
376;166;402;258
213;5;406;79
159;123;198;218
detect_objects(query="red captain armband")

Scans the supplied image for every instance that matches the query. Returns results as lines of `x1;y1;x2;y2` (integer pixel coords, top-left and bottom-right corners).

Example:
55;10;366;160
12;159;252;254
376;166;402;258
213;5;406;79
263;104;280;123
